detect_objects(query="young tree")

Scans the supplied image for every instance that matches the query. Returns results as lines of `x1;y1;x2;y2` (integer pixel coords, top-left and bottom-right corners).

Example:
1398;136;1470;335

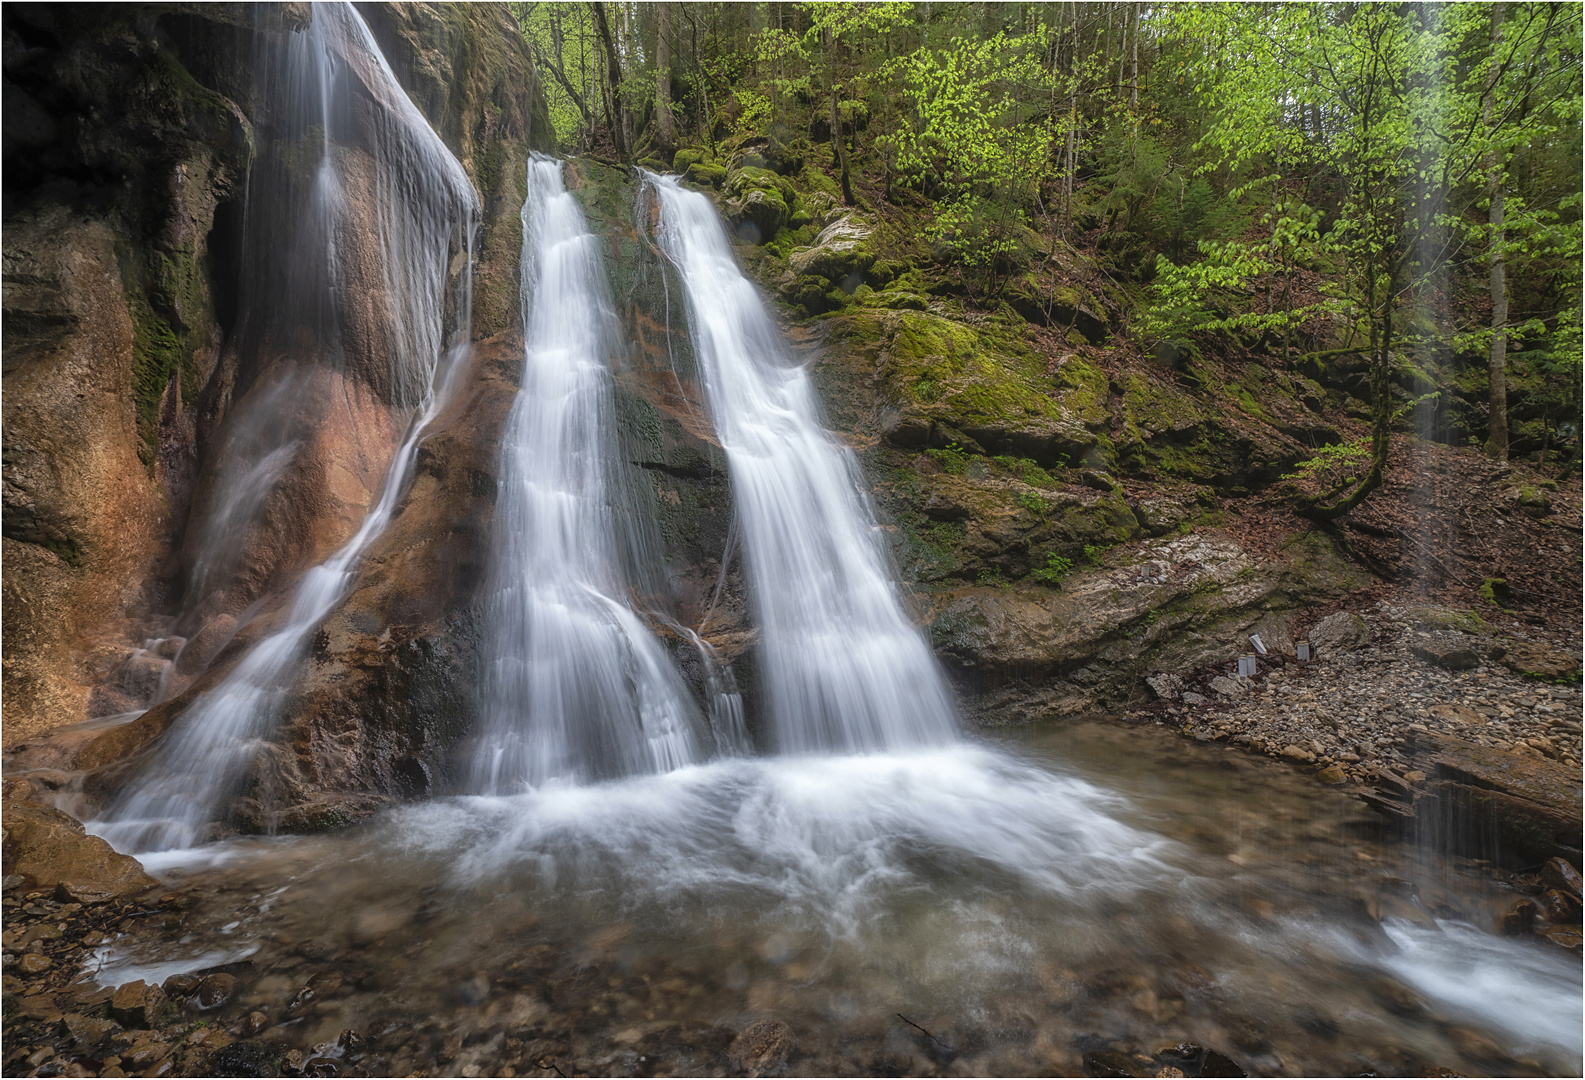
1175;2;1579;520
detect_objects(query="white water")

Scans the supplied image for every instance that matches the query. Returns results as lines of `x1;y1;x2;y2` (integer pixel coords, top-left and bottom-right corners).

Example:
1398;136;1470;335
93;1;478;854
646;175;959;754
468;157;700;793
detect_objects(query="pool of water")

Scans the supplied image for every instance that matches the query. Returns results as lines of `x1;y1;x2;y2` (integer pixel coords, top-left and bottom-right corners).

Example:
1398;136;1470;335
94;721;1583;1077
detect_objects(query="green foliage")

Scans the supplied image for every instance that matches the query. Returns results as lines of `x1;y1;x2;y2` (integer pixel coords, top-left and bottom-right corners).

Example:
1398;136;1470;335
925;443;969;474
1030;552;1074;587
1082;544;1106;566
1015;491;1047;516
1280;439;1372;494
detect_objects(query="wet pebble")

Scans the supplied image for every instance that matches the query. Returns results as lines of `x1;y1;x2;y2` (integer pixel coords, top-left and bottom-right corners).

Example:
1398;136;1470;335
728;1018;794;1077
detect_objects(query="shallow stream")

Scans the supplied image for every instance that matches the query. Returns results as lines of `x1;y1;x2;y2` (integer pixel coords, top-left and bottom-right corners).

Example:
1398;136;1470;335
95;721;1581;1077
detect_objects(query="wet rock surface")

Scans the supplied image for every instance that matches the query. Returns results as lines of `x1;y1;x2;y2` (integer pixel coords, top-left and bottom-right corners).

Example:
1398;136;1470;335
1;803;157;901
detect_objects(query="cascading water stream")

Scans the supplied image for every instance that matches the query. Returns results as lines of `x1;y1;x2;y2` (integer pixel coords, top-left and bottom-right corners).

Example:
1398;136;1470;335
645;174;959;754
468;157;700;793
92;1;479;854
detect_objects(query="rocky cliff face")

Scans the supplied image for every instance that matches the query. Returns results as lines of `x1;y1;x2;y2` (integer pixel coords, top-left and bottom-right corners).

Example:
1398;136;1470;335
2;3;550;785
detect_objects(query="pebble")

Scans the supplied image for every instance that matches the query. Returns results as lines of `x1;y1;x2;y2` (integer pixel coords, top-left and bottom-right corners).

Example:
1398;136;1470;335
728;1018;795;1077
18;953;52;974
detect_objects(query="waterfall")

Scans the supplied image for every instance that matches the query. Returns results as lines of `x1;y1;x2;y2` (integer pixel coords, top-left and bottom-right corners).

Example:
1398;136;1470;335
468;157;700;793
645;175;960;754
93;1;479;854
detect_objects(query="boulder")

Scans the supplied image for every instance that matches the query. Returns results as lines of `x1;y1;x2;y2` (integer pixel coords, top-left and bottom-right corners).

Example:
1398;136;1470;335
1385;731;1584;865
1209;676;1246;697
1410;633;1483;670
1540;856;1583;897
789;215;876;283
1;802;156;900
924;532;1357;719
1307;612;1371;656
724;166;794;243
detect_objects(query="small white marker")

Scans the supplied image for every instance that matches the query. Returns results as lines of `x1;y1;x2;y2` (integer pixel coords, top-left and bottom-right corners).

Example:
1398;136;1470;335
1249;633;1268;655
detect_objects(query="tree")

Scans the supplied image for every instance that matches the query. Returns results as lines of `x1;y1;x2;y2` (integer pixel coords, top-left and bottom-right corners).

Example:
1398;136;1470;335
1175;2;1579;520
654;2;676;158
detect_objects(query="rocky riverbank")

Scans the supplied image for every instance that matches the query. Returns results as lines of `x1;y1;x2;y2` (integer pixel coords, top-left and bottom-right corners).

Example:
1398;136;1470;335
1132;599;1582;783
1126;594;1584;957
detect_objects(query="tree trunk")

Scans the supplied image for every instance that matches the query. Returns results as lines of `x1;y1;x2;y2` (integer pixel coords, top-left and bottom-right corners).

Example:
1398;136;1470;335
654;2;675;158
1485;5;1509;460
826;27;853;205
1300;273;1391;522
1130;2;1140;107
590;2;630;162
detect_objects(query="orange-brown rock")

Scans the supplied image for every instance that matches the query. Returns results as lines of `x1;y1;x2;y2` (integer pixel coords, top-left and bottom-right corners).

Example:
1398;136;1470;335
1;801;156;900
2;211;171;745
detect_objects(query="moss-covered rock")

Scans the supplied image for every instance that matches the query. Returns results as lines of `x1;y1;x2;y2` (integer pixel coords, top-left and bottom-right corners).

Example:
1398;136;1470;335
685;161;728;188
789;214;878;283
724;165;797;243
827;308;1101;469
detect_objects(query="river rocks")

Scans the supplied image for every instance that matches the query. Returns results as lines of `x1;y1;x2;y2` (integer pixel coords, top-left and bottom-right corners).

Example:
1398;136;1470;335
285;971;344;1019
1541;855;1584;895
1409;632;1485;670
1500;640;1582;682
111;980;168;1028
1498;898;1538;935
1;802;157;899
191;972;239;1011
728;1018;794;1076
1129;598;1582;812
1539;889;1581;924
1307;611;1371;656
18;953;53;974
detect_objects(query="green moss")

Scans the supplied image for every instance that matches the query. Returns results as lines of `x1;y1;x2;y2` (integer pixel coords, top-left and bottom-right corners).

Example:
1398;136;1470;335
880;310;1067;430
1015;491;1048;516
801;168;841;198
476;121;506;196
925;444;970;474
685;162;727;188
38;536;85;567
122;255;191;469
673;147;708;172
992;455;1059;487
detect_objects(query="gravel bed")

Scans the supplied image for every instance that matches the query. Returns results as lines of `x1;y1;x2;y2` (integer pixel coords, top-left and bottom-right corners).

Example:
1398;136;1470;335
1131;601;1583;784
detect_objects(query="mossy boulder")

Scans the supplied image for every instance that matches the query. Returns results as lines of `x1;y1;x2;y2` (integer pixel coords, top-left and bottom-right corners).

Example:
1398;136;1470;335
874;290;929;312
1004;275;1109;343
724;165;796;243
789;214;878;284
685;161;728;188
